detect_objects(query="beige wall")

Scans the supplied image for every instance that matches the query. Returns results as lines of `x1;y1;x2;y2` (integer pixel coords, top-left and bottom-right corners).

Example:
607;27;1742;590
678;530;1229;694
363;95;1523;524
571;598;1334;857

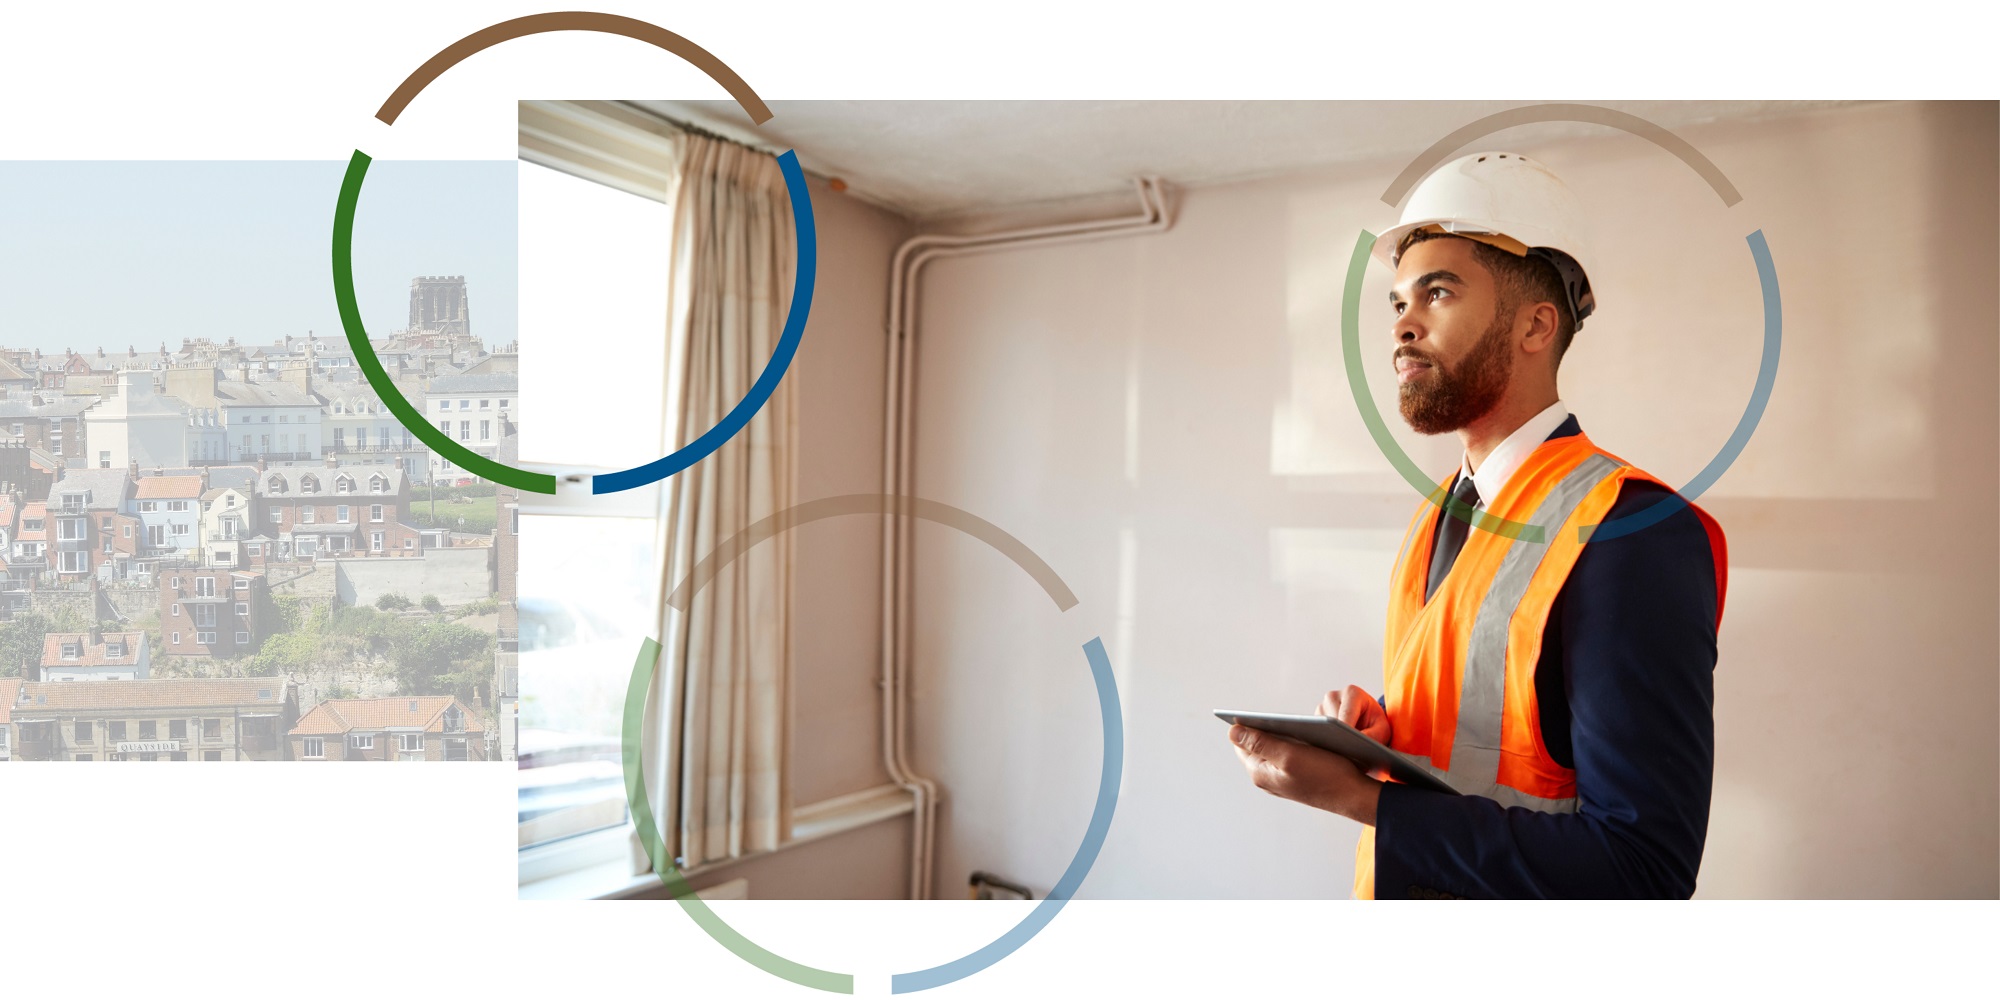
901;101;1998;898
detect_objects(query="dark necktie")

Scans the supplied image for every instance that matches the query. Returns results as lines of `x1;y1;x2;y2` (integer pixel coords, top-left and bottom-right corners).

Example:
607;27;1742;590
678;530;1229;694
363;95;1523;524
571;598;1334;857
1425;474;1482;603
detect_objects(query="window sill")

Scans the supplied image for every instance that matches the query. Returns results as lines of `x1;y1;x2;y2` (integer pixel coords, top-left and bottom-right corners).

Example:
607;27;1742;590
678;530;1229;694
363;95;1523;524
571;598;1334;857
519;783;915;901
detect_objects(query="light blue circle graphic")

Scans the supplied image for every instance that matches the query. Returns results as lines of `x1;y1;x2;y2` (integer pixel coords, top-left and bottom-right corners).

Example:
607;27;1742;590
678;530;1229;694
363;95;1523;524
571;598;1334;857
891;635;1125;993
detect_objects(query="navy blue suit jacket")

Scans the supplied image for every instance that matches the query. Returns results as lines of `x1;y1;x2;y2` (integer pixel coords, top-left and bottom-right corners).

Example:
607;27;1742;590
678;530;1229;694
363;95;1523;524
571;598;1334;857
1373;414;1721;899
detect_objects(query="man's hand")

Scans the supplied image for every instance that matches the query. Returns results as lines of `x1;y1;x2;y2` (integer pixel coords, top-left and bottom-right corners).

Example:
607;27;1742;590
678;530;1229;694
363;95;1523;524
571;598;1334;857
1319;685;1391;744
1228;724;1381;826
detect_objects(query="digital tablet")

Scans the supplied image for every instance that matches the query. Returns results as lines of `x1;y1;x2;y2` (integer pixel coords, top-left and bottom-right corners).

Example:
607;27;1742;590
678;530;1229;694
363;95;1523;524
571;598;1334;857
1215;710;1461;796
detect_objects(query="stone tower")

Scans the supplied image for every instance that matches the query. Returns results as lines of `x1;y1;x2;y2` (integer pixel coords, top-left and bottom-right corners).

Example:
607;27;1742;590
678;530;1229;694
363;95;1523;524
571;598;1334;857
408;275;471;337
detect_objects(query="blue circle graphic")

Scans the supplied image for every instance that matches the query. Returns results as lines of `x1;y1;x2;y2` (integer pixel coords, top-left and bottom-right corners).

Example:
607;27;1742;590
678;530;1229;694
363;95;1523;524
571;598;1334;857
592;149;818;494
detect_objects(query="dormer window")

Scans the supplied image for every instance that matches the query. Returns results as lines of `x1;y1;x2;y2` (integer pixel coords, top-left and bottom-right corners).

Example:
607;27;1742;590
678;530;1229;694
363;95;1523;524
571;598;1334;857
335;476;354;494
106;640;126;657
300;475;320;494
369;475;387;494
60;642;80;659
267;477;287;494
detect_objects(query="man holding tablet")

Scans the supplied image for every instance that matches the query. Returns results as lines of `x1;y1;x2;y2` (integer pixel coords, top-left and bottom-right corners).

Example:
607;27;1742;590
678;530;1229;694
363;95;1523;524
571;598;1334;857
1225;151;1729;899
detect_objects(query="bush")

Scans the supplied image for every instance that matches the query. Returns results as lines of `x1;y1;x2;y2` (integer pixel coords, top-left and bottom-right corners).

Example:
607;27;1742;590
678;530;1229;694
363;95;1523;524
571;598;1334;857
451;597;501;618
375;593;413;612
420;594;443;613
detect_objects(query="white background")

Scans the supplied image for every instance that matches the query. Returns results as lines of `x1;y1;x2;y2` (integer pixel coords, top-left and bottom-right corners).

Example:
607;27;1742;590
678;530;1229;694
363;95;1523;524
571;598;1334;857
0;2;1991;997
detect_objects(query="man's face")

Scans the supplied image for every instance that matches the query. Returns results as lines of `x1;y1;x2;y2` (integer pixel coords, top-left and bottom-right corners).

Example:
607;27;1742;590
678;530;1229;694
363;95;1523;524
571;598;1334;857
1388;236;1515;435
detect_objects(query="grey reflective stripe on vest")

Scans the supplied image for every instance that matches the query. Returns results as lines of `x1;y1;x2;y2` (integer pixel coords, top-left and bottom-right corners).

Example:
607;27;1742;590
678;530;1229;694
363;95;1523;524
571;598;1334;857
1436;452;1622;813
1405;753;1578;814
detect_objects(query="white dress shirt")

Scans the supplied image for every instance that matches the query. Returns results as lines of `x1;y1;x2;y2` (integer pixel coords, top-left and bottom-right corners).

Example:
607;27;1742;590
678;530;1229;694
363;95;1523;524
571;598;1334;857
1457;400;1570;510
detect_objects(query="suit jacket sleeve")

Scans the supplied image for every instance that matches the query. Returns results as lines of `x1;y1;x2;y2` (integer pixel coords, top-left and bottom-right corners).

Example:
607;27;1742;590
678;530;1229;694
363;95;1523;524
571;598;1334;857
1370;481;1720;899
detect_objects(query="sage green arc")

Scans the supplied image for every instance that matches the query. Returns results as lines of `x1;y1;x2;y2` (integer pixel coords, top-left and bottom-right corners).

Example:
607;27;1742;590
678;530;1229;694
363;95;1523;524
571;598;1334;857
332;149;559;495
1341;229;1544;544
621;637;854;994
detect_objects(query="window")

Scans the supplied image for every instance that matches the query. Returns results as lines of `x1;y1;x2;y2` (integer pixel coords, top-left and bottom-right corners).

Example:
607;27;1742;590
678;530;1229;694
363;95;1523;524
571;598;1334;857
459;420;470;440
101;516;111;529
99;450;110;468
57;519;84;540
301;507;315;525
371;531;384;552
350;733;374;750
168;500;188;512
203;718;221;740
271;509;282;524
268;476;286;494
138;720;155;739
74;720;92;742
108;721;126;742
458;399;470;410
122;524;131;538
203;751;221;762
399;733;424;752
74;754;92;762
196;577;215;597
60;641;79;659
337;505;349;523
195;631;216;644
58;551;87;572
193;605;217;627
370;504;384;522
480;420;490;441
235;631;250;643
235;602;248;616
515;157;676;862
302;737;324;758
148;525;165;546
234;578;248;590
170;752;187;761
171;631;181;643
336;476;353;494
169;720;187;740
444;738;468;761
300;475;319;494
171;604;181;617
106;639;126;657
333;428;346;446
500;398;510;409
370;475;387;493
438;420;450;436
139;500;159;512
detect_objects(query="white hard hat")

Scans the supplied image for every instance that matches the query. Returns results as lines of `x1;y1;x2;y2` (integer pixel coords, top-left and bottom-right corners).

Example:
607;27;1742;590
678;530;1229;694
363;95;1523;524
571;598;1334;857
1371;150;1596;328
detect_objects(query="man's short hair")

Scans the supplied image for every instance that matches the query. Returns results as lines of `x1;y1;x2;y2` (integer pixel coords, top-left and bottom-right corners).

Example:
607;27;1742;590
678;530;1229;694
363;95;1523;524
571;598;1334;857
1399;229;1578;364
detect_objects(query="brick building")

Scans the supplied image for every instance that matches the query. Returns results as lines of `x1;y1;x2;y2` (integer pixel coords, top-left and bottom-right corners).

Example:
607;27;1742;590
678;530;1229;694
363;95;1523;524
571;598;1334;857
157;563;268;658
255;457;419;559
7;677;296;761
47;467;133;580
288;695;487;761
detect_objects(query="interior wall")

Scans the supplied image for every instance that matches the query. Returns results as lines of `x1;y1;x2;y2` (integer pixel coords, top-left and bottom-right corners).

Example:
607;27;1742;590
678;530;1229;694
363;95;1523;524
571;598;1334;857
903;101;1999;899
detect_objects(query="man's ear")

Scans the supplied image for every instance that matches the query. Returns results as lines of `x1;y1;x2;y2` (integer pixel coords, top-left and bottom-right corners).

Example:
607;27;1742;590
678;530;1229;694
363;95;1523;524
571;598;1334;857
1518;299;1562;357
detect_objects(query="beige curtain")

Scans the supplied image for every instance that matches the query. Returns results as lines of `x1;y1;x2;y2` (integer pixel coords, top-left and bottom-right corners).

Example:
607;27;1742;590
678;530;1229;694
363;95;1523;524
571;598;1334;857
657;131;797;869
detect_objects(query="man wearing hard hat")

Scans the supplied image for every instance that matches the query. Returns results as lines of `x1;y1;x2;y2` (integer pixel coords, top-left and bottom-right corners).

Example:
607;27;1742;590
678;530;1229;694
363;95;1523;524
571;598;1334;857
1228;152;1729;898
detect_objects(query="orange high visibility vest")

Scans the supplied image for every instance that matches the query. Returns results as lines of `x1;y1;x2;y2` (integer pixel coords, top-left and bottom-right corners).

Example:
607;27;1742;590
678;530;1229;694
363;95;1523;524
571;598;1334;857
1352;433;1728;899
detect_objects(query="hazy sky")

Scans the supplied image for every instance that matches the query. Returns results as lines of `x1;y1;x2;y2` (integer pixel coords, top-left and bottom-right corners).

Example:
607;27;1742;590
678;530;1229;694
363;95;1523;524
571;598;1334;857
0;160;515;356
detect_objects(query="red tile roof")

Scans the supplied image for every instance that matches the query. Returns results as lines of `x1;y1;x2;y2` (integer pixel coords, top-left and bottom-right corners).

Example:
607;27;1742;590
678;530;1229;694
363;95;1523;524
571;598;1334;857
135;475;204;500
291;696;483;736
0;678;20;726
41;632;145;668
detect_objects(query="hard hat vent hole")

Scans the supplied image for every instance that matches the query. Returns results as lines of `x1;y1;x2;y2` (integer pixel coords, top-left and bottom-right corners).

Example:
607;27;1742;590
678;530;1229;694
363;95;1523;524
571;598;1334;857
1477;156;1487;162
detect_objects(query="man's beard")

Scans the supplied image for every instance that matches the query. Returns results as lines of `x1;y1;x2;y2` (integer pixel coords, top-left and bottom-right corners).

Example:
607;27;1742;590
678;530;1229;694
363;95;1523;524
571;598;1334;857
1396;308;1514;435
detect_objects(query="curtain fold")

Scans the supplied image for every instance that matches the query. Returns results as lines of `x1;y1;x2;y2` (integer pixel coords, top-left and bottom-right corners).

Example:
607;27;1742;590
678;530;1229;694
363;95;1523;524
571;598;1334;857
658;131;797;869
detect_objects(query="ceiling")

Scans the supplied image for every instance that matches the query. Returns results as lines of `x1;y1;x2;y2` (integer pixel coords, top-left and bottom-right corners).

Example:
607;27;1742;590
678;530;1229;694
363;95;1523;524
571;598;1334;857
626;100;1866;223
